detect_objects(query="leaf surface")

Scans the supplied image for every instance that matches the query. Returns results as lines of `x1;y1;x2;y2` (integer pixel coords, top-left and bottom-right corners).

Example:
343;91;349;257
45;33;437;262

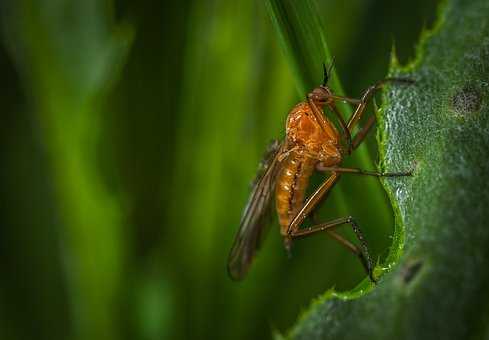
289;1;489;339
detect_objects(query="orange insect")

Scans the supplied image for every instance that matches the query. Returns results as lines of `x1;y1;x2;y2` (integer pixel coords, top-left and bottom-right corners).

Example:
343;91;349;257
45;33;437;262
228;63;413;282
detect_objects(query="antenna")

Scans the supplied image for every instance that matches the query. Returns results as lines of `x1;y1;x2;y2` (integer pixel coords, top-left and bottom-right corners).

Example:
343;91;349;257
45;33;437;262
327;57;336;84
322;57;335;86
322;63;328;86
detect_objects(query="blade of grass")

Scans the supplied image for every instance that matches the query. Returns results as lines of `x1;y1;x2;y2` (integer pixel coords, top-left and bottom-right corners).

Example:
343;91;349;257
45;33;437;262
264;0;393;284
265;0;347;106
167;1;295;338
1;1;133;339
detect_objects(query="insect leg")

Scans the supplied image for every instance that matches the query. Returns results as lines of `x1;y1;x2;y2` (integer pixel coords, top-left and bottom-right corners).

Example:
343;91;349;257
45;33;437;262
346;86;380;132
351;115;376;150
316;164;412;177
289;216;375;282
286;173;376;280
330;104;353;151
328;95;361;105
310;211;364;258
283;172;340;255
349;81;412;150
286;172;341;236
348;78;414;129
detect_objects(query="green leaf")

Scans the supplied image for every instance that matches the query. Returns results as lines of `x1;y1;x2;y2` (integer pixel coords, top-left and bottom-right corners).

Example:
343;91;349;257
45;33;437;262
265;0;397;288
288;0;489;339
265;0;345;100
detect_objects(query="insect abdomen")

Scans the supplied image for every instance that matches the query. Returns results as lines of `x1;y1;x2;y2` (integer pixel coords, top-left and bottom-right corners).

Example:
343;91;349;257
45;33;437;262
275;154;315;235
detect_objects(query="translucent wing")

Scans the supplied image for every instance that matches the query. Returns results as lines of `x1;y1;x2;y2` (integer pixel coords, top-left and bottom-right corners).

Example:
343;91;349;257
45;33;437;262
227;139;284;280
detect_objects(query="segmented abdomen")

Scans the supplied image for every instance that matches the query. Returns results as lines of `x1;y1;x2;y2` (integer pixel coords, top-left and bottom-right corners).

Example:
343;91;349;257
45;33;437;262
275;154;316;235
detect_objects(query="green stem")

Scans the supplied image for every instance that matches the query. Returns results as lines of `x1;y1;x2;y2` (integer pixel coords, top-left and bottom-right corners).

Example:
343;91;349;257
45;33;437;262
265;0;349;108
265;0;393;277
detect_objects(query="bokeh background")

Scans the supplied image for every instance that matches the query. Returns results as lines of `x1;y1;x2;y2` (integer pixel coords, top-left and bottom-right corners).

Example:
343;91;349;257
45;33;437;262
0;1;438;339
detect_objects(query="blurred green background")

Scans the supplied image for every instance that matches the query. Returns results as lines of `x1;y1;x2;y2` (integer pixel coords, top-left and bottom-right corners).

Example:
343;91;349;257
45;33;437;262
0;1;438;339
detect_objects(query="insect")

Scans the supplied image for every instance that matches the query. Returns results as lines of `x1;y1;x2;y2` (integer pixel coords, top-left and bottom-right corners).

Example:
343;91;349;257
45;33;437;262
228;63;413;282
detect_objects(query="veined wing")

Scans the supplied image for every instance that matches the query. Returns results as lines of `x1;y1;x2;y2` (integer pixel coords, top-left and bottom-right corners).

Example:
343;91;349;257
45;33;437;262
227;139;284;280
